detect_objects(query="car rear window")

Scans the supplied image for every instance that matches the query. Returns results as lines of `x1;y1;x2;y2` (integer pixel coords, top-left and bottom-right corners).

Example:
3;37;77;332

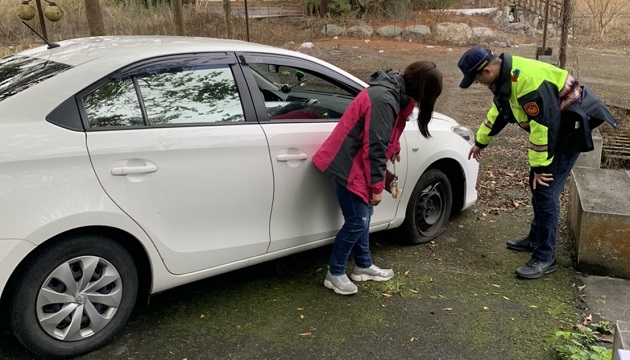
0;55;72;102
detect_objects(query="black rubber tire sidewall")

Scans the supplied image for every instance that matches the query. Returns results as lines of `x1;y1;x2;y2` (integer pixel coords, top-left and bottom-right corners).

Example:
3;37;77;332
9;235;138;359
403;169;453;245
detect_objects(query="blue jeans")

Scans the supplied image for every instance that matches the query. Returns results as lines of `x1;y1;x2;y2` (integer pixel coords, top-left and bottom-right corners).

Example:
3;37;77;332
329;181;374;275
528;152;580;262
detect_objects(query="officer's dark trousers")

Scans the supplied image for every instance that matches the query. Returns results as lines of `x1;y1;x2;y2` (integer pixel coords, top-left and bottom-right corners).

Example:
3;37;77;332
527;152;580;262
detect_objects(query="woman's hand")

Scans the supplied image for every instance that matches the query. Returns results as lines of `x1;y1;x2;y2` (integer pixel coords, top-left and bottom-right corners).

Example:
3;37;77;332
370;192;382;206
390;153;400;163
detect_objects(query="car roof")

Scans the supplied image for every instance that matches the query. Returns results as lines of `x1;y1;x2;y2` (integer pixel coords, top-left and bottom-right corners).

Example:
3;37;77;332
19;36;313;67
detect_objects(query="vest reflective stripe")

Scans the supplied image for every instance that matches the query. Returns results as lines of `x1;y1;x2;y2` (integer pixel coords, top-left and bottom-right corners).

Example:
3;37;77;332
528;142;548;152
483;120;493;129
528;148;550;167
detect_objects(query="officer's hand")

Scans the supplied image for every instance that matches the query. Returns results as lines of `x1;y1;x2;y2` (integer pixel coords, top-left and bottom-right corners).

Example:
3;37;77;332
532;172;553;190
468;144;482;162
390;153;401;163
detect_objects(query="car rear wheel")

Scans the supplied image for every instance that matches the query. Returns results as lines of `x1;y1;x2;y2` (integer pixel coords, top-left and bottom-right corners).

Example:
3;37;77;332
9;235;138;359
402;169;453;245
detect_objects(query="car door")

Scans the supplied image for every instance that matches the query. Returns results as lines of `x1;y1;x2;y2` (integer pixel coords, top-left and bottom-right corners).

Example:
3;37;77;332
238;53;406;252
79;53;273;275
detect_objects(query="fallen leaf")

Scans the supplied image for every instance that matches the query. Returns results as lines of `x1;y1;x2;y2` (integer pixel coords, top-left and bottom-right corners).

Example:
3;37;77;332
300;315;305;319
491;284;501;288
410;337;418;342
577;285;586;292
199;314;205;319
297;307;304;311
382;293;393;298
429;277;433;282
502;296;510;301
442;308;453;311
298;332;312;336
404;270;410;277
483;306;490;311
529;305;538;308
410;289;419;294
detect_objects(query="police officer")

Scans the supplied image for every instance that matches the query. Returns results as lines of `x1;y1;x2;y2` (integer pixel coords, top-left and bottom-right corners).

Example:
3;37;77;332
458;46;618;279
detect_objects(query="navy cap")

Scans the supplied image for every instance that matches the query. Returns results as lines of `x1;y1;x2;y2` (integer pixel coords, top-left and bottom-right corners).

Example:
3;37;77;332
458;46;493;88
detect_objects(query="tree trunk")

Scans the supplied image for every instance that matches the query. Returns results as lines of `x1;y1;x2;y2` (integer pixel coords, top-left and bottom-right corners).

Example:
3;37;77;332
320;0;329;16
84;0;106;36
223;0;233;39
559;0;571;68
382;0;412;20
173;0;186;35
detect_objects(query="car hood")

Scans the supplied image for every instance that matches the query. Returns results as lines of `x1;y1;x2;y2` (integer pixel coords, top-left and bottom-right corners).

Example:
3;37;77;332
408;108;459;128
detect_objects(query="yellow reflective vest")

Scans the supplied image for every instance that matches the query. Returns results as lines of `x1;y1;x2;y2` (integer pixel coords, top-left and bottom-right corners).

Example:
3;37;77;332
475;53;617;173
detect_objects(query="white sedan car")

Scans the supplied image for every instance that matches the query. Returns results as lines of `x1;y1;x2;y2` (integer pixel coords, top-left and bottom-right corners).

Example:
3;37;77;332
0;36;478;358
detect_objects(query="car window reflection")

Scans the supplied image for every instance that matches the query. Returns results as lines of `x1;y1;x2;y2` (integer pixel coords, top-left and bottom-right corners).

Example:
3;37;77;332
84;64;245;128
139;65;244;125
84;78;144;127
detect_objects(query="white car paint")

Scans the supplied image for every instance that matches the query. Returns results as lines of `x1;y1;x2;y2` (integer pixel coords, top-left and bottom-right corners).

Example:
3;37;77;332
0;36;478;358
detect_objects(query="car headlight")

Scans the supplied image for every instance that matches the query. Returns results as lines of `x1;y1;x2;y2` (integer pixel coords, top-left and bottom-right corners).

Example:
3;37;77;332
451;125;474;144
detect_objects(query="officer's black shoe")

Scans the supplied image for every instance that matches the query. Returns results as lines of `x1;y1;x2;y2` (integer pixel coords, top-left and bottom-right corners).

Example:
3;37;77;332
506;236;536;252
515;257;557;279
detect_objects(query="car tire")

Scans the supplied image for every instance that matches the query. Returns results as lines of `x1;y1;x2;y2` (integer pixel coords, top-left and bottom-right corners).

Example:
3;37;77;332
9;234;138;359
402;169;453;245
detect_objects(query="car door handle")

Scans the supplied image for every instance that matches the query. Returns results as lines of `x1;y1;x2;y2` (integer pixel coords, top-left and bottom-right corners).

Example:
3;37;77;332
111;164;158;176
276;153;308;162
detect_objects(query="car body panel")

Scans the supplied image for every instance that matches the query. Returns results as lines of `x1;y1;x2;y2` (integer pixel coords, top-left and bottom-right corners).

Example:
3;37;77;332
86;125;274;275
0;36;478;312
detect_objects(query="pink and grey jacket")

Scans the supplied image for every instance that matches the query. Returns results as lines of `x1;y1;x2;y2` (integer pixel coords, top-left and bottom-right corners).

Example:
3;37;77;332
312;70;415;204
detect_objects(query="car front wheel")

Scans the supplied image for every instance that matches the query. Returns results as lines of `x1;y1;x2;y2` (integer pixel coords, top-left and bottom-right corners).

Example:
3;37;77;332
9;235;138;359
403;169;453;245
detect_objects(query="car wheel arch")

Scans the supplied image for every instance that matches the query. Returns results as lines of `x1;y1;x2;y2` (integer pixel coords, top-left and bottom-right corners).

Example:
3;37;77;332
2;226;152;317
426;158;467;216
2;229;153;358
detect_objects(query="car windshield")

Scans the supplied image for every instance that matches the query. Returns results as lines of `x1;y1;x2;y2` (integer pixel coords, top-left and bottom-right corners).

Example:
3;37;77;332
0;55;72;102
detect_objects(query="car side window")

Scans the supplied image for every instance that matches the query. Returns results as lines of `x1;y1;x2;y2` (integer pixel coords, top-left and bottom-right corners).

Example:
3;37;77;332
84;64;244;128
248;63;355;121
138;65;244;125
84;78;144;127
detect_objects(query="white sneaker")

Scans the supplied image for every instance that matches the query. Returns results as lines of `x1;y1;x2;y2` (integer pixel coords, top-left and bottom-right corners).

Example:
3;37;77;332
350;264;394;282
324;271;358;295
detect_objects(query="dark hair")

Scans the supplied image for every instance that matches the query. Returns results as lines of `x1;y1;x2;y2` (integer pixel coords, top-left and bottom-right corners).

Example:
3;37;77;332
403;61;443;138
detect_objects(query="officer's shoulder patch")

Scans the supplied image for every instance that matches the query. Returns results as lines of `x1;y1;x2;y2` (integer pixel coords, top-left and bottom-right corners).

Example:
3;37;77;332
523;102;540;116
